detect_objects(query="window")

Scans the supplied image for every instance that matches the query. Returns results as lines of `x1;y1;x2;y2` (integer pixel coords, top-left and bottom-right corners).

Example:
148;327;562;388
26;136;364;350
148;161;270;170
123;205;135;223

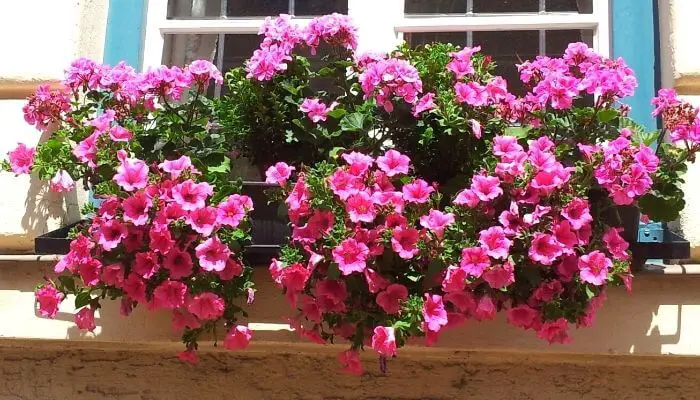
143;0;610;94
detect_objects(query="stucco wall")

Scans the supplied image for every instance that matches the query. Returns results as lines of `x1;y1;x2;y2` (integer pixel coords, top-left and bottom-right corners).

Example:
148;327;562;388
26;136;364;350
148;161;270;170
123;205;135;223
0;0;107;253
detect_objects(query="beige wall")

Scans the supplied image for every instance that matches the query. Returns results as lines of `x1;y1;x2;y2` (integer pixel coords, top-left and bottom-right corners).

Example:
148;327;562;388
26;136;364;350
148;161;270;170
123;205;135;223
0;0;107;253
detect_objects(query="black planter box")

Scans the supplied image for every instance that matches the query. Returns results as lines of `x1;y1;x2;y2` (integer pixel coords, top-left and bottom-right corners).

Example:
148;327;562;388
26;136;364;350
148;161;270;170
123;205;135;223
33;182;290;265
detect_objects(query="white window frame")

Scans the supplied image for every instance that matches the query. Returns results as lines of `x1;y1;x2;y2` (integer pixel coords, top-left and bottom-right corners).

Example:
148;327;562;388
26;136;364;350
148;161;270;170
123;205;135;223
142;0;610;71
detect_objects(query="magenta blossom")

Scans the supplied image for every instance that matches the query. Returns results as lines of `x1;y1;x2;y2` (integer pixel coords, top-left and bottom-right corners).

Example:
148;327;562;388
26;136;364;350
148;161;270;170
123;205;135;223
224;325;252;350
345;191;376;223
265;162;295;185
113;151;149;192
187;292;225;321
376;149;410;177
578;251;612;285
35;285;64;318
158;155;193;179
420;209;455;236
50;170;75;193
402;179;434;203
172;180;213;211
7;143;35;174
376;284;408;314
371;326;397;357
391;226;420;259
460;246;491;277
195;236;231;272
332;238;369;275
300;98;338;123
478;226;512;260
423;294;448;332
74;307;96;332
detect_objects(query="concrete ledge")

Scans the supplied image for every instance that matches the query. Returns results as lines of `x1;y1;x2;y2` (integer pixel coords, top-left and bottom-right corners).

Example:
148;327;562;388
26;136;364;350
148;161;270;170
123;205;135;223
0;338;699;399
0;78;61;100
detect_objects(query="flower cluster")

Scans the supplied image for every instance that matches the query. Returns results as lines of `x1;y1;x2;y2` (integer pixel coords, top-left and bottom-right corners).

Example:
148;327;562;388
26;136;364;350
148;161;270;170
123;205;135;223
36;154;255;362
358;58;425;113
246;13;358;81
22;84;71;131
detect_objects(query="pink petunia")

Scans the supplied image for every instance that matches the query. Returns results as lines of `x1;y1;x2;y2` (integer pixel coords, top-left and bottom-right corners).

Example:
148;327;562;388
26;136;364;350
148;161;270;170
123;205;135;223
423;294;448;332
109;126;133;142
376;284;408;314
328;169;364;200
96;218;128;250
217;194;253;228
371;326;397;357
338;349;364;375
402;179;434;203
224;325;252;350
460;246;491;277
391;226;420;259
345;191;376;223
113;151;149;192
172;180;214;211
187;292;225;321
153;280;188;309
133;251;160;279
195;236;231;272
73;132;100;168
265;162;295;185
473;295;496;321
332;238;369;275
35;285;64;318
7;143;36;174
102;263;125;287
507;304;541;330
178;349;199;364
453;189;479;208
74;307;96;332
163;247;194;279
561;197;592;230
537;317;571;344
442;265;468;293
50;170;75;193
342;152;374;176
603;227;630;260
78;258;102;286
578;250;612;286
483;261;515;289
186;206;219;236
419;209;455;236
279;262;311;293
376;149;410;177
412;92;435;117
158;155;193;179
528;232;563;266
478;226;512;260
122;273;147;303
149;224;175;254
122;191;152;226
471;175;503;202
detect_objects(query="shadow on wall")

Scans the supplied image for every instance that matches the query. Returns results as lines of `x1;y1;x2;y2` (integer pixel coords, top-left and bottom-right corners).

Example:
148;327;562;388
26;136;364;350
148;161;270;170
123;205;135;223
1;262;698;356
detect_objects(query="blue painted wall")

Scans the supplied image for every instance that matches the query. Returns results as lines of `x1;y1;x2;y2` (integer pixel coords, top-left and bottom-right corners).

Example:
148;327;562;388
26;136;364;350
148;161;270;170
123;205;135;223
103;0;147;68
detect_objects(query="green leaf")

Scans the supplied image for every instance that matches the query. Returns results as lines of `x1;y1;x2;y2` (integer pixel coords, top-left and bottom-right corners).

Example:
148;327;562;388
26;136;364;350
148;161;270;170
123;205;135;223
585;285;595;299
596;108;619;123
326;108;347;119
340;112;365;132
329;147;345;159
504;126;529;139
74;291;92;309
58;276;76;294
208;156;231;173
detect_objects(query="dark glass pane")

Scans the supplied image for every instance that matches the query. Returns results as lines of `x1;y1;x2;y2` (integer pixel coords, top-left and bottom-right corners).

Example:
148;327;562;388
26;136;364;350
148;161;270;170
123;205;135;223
295;0;348;16
546;0;593;13
167;0;222;18
404;32;468;47
162;34;219;66
544;29;593;57
227;0;288;17
473;0;539;13
405;0;467;14
473;30;539;94
221;34;262;72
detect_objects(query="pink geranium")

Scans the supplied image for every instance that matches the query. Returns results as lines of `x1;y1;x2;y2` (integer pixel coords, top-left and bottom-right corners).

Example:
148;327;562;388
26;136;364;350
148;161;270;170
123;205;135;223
74;307;96;332
376;284;408;314
265;162;295;185
371;326;397;357
195;236;231;272
423;294;448;332
7;143;35;174
376;149;410;177
153;280;188;309
332;238;369;275
478;226;512;260
35;285;64;318
187;292;225;320
172;180;213;211
50;170;75;193
391;226;420;259
402;179;434;203
224;325;252;350
299;98;337;123
420;209;455;236
578;250;612;285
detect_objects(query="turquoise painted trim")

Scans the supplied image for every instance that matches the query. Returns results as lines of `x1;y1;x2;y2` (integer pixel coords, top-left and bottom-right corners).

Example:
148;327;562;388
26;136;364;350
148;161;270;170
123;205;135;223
103;0;147;68
612;0;658;131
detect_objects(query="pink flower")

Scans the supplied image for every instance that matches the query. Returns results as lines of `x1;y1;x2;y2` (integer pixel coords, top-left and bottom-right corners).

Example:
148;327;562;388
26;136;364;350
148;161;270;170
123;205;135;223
423;294;448;332
280;263;311;292
328;169;364;200
109;126;133;142
345;191;376;223
471;175;503;202
73;132;99;168
412;92;435;116
376;284;408;314
338;349;364;375
483;261;515;289
89;109;115;133
50;170;75;193
7;143;35;174
402;179;434;203
364;268;390;293
102;263;125;286
528;233;563;266
391;226;420;259
172;180;213;211
474;295;496;321
172;309;201;331
122;191;152;226
218;257;244;280
376;150;410;177
460;246;491;277
149;225;175;254
113;151;149;192
187;59;223;84
163;247;194;279
447;46;480;78
35;285;64;318
187;292;225;321
195;236;231;272
453;189;479;207
186;206;218;236
224;325;252;350
603;227;630;260
178;349;199;364
578;251;612;285
153;280;188;309
442;265;467;293
371;326;397;357
217;194;253;228
123;273;147;303
133;251;160;279
478;226;512;260
158;155;193;179
265;162;295;185
507;305;540;330
469;119;482;139
537;318;571;344
74;307;96;332
342;152;374;176
314;279;348;312
332;238;369;275
561;198;592;230
96;218;128;250
300;98;337;123
78;258;102;286
420;209;455;236
455;81;489;106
